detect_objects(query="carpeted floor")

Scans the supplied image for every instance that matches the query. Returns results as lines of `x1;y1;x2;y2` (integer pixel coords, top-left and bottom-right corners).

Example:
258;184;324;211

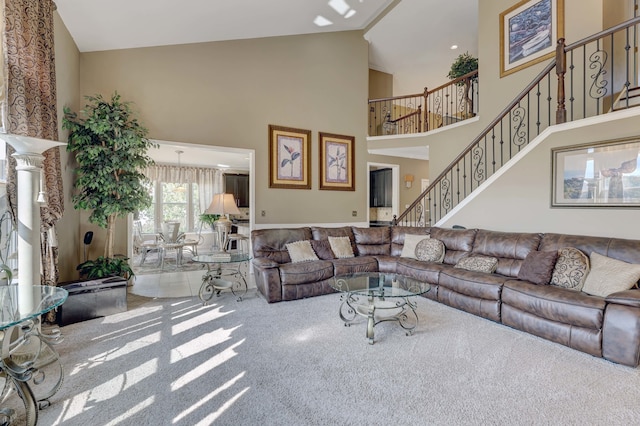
13;291;640;425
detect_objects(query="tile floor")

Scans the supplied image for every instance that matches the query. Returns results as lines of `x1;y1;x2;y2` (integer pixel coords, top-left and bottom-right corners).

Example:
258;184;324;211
129;269;257;299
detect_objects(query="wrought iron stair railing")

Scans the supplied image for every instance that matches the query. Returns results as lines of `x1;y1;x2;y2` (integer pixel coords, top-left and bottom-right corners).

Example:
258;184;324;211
395;16;640;227
368;70;479;137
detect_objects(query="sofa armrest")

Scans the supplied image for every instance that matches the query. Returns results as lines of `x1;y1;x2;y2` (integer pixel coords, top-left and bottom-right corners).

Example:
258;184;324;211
605;289;640;308
252;258;283;303
252;258;279;269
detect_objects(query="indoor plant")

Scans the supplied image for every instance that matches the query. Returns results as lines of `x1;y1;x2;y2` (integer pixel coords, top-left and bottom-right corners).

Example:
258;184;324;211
447;52;478;116
63;92;156;278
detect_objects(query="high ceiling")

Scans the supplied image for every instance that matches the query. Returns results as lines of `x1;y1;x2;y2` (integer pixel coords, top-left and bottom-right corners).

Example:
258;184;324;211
55;0;478;165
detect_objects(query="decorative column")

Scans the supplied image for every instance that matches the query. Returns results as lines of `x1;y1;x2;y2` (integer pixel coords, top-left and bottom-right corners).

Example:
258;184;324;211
0;134;65;293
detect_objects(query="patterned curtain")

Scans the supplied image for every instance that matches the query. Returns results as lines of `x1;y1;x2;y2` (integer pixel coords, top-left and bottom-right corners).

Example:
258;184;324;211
3;0;64;292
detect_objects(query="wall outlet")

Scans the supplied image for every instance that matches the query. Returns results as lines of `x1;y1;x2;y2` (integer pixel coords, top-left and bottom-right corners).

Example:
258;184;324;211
352;210;357;217
261;210;266;217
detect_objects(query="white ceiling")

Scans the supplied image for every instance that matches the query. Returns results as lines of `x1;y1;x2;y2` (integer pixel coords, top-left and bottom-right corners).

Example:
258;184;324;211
55;0;478;165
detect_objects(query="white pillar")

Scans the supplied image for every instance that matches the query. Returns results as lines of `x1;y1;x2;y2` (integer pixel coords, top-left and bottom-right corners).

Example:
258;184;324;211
12;152;44;290
0;135;65;297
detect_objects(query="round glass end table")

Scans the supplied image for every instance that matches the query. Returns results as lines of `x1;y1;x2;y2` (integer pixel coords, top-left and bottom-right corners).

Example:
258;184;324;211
192;252;251;304
0;285;68;426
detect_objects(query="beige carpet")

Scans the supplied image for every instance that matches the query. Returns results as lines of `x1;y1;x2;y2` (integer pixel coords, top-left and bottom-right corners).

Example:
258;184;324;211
10;291;640;425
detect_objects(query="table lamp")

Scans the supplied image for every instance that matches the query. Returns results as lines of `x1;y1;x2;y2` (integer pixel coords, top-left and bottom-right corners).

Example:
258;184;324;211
205;193;241;252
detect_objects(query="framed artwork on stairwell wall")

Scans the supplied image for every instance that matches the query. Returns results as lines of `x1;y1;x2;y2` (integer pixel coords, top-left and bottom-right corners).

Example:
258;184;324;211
319;132;355;191
551;137;640;208
500;0;564;77
268;124;312;189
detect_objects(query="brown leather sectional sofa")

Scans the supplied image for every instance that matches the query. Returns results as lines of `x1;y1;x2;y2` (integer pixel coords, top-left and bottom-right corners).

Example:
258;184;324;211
250;226;640;367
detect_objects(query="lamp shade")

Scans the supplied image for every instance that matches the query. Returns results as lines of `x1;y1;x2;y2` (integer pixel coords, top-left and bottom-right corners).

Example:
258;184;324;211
205;193;241;215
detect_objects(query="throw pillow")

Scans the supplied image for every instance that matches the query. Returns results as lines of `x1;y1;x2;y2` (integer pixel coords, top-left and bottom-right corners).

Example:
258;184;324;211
310;239;335;260
581;252;640;297
517;250;559;285
415;238;445;263
550;247;590;291
328;236;355;259
401;234;430;259
285;240;319;263
454;255;498;273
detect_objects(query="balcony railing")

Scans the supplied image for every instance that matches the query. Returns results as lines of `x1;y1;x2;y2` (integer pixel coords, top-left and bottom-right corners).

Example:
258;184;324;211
395;16;640;227
368;70;479;137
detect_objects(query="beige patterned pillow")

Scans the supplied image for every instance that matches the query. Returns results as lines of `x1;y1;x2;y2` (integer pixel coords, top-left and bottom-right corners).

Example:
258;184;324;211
454;255;498;273
328;236;354;259
415;238;445;263
581;252;640;297
401;234;430;259
285;240;319;263
550;247;590;291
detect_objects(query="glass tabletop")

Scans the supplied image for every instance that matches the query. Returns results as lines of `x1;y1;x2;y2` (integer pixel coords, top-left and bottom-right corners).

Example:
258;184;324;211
331;272;431;298
192;252;251;264
0;285;69;330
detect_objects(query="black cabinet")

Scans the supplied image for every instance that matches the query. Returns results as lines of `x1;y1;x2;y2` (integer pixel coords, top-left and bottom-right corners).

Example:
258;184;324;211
225;174;249;208
369;168;392;207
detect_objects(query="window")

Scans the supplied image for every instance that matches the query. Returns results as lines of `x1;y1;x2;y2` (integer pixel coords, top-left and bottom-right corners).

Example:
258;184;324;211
138;181;201;233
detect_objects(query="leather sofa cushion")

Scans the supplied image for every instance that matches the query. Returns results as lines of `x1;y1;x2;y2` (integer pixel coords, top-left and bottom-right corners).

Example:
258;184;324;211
311;226;357;255
332;256;378;276
353;227;390;255
279;260;334;286
471;229;542;277
438;268;508;300
391;226;431;256
396;257;447;285
310;239;335;260
252;228;312;264
429;227;477;265
502;279;605;329
374;255;398;273
539;233;640;264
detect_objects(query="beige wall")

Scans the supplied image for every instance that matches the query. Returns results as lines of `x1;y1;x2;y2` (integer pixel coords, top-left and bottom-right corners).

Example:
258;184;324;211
54;12;81;281
79;31;371;228
440;109;640;239
369;69;393;99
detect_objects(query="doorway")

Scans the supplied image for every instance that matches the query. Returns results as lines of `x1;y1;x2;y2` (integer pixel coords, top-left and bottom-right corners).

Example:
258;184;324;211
367;162;399;225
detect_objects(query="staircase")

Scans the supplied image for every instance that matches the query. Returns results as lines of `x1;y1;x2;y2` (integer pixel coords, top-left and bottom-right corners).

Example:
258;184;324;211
393;16;640;228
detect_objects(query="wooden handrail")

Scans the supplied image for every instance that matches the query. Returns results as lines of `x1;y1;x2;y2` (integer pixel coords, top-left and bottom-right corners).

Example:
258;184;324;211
426;70;478;94
389;109;421;124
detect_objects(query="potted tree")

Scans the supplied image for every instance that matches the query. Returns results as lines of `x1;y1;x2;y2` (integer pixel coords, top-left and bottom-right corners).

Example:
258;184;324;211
63;92;156;279
447;52;478;117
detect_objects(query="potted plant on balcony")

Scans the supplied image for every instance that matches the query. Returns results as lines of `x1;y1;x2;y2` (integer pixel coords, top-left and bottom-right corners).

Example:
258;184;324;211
63;92;157;280
447;52;478;117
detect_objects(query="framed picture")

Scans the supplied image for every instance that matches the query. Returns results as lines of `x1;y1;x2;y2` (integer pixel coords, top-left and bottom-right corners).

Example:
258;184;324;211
319;132;355;191
268;124;311;189
551;137;640;208
500;0;564;77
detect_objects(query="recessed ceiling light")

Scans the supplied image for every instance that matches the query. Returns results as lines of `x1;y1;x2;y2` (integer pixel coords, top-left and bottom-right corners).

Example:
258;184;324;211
450;45;458;50
329;0;350;15
314;15;333;27
217;164;230;168
345;9;356;18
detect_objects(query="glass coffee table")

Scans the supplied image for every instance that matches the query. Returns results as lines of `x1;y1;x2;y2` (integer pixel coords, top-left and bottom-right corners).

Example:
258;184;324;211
330;272;431;344
192;252;251;304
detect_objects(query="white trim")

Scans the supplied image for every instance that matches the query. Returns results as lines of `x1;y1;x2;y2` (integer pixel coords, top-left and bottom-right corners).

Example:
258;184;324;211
366;115;480;143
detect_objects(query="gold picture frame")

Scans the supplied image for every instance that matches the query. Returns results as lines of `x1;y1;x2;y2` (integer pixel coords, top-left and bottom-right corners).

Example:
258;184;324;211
319;132;355;191
268;124;311;189
500;0;564;77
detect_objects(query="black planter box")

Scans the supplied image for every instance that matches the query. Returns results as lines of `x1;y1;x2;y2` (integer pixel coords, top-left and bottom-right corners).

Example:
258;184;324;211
56;276;128;326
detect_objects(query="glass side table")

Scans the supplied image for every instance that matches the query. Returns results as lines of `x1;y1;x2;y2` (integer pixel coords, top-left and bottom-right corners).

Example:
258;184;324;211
0;285;68;426
192;252;251;304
